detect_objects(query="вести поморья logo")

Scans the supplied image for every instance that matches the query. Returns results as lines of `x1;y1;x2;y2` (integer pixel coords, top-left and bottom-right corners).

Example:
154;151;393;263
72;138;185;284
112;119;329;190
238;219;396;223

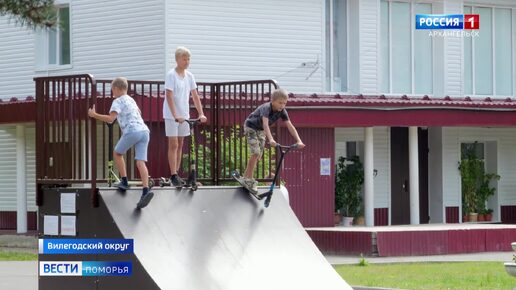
416;14;479;30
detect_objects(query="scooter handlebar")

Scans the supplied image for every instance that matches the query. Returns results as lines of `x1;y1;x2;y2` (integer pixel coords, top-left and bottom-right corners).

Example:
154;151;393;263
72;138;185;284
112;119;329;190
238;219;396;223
276;143;299;149
175;118;201;126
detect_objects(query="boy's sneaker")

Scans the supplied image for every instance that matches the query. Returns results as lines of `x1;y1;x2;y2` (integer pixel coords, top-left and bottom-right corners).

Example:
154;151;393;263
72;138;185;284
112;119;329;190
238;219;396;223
116;182;129;191
136;192;154;209
171;175;184;187
243;178;258;195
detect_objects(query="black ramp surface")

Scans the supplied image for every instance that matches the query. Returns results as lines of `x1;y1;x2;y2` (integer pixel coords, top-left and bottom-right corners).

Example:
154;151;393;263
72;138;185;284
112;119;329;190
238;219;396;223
100;187;352;290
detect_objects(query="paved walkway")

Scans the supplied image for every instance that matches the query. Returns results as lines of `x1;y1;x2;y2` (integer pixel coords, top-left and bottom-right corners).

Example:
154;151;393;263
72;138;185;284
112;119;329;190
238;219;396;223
326;251;513;265
1;233;514;290
0;261;37;290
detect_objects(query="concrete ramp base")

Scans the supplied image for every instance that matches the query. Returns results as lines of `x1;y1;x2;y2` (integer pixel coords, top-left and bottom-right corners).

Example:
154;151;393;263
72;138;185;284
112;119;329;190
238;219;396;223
39;186;351;290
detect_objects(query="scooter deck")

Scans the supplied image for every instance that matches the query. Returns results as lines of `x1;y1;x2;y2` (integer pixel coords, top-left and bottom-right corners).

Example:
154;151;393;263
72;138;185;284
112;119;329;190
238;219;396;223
158;177;184;189
231;170;262;200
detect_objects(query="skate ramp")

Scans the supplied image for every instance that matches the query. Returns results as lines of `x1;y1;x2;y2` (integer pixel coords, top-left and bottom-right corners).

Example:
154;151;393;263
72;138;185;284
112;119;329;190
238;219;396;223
99;186;352;290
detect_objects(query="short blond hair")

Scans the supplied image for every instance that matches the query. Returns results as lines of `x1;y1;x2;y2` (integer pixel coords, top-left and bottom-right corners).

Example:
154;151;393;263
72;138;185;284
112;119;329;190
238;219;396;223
111;77;128;91
271;88;288;101
175;46;191;59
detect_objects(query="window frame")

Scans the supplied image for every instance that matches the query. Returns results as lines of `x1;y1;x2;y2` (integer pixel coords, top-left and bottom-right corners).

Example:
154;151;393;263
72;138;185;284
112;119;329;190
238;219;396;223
35;3;72;71
463;5;515;96
325;0;349;93
380;0;434;95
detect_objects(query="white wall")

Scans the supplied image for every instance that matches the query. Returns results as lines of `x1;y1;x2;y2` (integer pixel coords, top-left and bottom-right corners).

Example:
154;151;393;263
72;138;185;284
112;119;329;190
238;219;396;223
165;0;324;93
0;17;36;100
335;127;390;209
443;0;464;96
0;124;36;211
428;127;443;223
0;125;17;210
442;126;516;221
0;0;166;100
59;0;165;81
358;0;379;94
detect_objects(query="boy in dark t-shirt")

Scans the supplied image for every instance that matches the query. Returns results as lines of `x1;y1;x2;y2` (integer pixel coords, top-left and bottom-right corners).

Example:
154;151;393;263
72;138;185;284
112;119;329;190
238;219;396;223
238;88;305;194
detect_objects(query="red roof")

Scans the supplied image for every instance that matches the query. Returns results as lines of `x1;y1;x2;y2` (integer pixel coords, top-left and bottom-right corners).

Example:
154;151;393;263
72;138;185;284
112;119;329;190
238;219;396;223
287;94;516;109
2;94;516;127
284;94;516;127
0;97;36;124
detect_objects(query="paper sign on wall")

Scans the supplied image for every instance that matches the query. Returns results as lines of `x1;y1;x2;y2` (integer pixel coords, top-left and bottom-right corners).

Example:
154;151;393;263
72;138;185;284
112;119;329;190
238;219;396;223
320;158;331;176
43;215;58;236
60;215;76;236
60;193;76;214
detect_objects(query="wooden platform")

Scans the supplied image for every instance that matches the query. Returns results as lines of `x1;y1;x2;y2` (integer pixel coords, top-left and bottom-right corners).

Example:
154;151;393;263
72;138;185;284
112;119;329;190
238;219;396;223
306;223;516;257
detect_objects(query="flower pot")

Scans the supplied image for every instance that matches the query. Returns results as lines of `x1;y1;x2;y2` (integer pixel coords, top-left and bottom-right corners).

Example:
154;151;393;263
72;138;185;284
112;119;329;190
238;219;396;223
334;213;342;226
341;217;354;227
485;213;492;222
355;216;365;226
478;214;485;222
505;262;516;277
468;213;478;222
462;215;467;223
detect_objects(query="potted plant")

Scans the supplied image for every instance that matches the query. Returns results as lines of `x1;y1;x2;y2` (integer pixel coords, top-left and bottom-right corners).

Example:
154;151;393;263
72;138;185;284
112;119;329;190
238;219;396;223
354;206;365;225
459;144;500;223
335;155;364;226
459;155;482;222
475;172;500;221
484;208;493;222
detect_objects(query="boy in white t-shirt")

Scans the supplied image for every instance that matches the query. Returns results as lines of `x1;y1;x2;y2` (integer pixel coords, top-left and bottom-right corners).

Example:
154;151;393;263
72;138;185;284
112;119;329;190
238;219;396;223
164;46;207;186
88;77;154;209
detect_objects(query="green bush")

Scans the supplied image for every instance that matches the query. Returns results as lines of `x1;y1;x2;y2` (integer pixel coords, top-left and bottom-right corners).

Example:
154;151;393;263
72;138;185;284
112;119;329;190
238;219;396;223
182;125;275;182
459;144;500;214
335;155;364;217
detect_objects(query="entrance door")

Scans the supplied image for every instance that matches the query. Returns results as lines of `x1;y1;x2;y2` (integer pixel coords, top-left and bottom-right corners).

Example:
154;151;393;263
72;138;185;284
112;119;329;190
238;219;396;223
418;129;429;224
391;128;410;225
390;127;429;225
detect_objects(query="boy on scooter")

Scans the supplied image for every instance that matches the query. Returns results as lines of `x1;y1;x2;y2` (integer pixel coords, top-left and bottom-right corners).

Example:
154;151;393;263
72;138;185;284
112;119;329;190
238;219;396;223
238;88;305;194
164;46;207;187
88;77;154;209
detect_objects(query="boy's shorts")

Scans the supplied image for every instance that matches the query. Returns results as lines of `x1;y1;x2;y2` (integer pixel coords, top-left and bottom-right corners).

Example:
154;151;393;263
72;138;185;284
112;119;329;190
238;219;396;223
165;119;190;137
244;126;265;156
114;130;150;161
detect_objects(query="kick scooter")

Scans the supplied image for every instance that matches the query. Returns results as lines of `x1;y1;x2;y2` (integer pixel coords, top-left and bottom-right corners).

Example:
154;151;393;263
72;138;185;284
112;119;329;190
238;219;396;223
232;143;298;207
159;118;201;191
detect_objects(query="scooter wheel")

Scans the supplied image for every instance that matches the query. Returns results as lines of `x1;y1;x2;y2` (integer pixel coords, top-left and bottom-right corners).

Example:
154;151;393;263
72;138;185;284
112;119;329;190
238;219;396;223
191;184;198;191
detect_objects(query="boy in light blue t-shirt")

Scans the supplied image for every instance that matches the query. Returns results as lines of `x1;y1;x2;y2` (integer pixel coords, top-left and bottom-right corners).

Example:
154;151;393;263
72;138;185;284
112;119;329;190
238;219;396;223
88;77;154;209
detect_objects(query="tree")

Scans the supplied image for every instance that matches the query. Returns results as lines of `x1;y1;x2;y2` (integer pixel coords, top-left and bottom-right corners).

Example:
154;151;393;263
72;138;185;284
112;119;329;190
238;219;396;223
0;0;57;28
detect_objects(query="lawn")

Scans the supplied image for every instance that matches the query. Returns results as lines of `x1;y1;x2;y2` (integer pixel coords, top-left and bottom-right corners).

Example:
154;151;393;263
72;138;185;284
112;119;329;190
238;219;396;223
0;249;37;261
335;262;516;290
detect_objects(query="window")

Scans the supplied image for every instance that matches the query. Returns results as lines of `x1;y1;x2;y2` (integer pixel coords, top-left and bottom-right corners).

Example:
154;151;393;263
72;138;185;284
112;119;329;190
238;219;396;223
464;6;512;96
380;1;433;94
461;142;484;160
325;0;347;92
346;141;364;158
35;5;71;69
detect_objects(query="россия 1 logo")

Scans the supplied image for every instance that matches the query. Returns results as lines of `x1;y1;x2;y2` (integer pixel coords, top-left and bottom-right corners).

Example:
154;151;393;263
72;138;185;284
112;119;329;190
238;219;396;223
416;14;479;30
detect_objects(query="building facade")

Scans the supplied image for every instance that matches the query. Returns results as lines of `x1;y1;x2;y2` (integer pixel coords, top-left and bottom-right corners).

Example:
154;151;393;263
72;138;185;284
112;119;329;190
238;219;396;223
1;0;516;230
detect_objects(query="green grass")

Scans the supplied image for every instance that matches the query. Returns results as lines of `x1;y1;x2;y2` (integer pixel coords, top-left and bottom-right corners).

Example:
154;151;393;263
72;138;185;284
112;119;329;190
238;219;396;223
0;249;37;261
335;262;516;290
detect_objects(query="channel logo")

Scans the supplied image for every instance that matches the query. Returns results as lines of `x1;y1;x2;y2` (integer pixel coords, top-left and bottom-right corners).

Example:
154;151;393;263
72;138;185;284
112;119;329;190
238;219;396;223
416;14;479;30
39;261;132;276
